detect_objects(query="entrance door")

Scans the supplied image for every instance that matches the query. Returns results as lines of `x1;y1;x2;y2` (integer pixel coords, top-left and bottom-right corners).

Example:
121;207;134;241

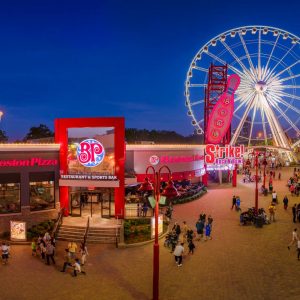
70;192;82;217
101;190;111;218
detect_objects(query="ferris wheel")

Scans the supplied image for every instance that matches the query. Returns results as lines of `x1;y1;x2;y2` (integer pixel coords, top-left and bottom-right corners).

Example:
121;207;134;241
185;25;300;150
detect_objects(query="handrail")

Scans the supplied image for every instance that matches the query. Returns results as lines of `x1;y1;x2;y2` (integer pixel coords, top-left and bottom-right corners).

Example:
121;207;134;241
83;217;90;248
52;208;64;239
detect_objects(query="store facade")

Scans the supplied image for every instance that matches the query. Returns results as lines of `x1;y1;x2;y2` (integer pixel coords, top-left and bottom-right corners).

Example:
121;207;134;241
0;144;60;235
55;117;125;219
125;144;206;182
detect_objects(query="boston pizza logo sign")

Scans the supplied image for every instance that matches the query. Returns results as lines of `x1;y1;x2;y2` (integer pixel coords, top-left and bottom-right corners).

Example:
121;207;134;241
149;155;160;166
77;139;105;167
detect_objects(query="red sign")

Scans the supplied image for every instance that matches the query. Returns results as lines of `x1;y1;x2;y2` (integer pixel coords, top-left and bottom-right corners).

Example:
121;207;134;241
204;144;244;164
206;74;240;144
159;154;204;164
0;158;58;167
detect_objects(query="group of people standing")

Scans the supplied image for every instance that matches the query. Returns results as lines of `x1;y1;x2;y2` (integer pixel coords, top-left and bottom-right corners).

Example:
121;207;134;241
170;213;214;267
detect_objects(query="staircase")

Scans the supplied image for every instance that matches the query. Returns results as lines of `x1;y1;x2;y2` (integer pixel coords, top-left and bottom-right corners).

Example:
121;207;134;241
56;225;86;242
87;227;121;244
56;224;121;245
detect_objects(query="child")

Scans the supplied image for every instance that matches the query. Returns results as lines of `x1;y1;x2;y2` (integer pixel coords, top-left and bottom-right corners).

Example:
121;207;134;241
72;258;86;277
188;239;195;254
205;223;212;241
31;240;37;256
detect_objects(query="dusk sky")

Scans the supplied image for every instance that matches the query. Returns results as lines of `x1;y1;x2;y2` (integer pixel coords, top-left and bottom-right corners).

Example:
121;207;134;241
1;0;300;141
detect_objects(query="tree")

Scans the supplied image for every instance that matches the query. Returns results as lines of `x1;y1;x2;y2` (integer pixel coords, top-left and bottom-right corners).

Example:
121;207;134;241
23;124;54;141
0;130;8;142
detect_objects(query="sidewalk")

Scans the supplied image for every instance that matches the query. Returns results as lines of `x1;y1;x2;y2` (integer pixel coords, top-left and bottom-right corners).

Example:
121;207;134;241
1;167;300;300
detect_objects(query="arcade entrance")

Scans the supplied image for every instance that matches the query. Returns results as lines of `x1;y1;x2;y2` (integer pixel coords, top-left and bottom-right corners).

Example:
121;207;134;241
69;187;114;218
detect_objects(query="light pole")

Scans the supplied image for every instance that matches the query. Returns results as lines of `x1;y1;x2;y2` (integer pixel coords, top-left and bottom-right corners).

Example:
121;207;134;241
248;151;259;212
138;165;174;300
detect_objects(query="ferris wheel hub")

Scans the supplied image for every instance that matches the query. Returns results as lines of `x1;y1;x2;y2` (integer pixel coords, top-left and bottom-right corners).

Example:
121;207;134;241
254;81;267;93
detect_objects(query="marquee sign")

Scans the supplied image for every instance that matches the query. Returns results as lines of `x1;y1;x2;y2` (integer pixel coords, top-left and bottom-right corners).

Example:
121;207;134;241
206;74;240;144
149;154;204;165
205;144;245;164
77;139;105;167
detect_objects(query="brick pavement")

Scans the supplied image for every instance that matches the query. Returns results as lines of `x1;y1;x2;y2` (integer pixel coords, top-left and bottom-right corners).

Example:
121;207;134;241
1;167;300;300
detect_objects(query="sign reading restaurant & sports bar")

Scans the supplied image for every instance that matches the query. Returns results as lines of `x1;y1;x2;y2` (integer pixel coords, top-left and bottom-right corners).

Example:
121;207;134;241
204;144;245;164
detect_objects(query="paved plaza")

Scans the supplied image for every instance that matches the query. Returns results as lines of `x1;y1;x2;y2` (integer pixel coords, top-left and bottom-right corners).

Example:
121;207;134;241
1;167;300;300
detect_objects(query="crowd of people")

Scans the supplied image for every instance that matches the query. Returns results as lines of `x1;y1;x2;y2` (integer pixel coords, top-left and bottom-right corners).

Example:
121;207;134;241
165;213;213;267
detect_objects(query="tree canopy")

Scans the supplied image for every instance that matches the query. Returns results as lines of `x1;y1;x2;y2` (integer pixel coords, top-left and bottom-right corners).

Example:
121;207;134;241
23;124;54;141
0;130;8;142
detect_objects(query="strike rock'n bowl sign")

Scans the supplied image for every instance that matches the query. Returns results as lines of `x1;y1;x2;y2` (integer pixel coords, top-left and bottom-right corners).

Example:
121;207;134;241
77;139;105;167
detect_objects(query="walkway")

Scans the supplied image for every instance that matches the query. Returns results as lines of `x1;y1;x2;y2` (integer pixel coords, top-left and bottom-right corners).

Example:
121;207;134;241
1;167;300;300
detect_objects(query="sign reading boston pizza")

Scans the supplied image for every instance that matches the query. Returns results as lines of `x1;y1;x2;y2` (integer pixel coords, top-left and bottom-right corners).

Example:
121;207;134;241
205;144;245;165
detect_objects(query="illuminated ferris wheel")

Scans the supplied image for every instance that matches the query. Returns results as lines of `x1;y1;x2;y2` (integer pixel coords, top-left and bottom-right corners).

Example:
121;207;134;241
185;25;300;150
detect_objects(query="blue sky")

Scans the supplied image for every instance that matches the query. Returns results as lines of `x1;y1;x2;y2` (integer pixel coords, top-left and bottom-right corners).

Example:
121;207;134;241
0;0;300;141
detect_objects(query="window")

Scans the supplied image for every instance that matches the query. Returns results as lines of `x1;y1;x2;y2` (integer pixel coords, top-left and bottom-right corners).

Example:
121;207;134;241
0;173;21;214
30;172;55;211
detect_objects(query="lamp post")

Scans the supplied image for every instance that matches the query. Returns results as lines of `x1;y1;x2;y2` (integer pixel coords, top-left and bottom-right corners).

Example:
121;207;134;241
248;151;259;212
138;165;174;300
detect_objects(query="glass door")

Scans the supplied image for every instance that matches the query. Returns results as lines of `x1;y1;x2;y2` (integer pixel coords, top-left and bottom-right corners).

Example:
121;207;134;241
101;190;111;218
70;192;82;217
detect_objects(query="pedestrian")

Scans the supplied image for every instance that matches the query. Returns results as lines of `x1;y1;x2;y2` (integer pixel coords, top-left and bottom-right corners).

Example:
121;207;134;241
188;239;195;254
43;231;51;242
290;184;295;197
142;202;148;217
283;195;289;210
199;212;206;223
268;203;276;222
40;240;46;260
231;195;237;210
272;191;277;204
60;249;73;273
173;242;184;267
288;228;298;250
45;242;55;265
80;242;88;266
72;258;86;277
137;203;141;217
297;204;300;222
182;221;188;242
31;239;37;257
297;240;300;260
205;223;212;240
292;204;297;223
68;241;77;259
195;220;204;241
1;242;10;265
172;222;181;239
278;172;281;180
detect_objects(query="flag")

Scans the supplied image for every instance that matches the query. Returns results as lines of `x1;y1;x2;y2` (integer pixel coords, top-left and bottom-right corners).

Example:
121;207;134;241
159;196;166;205
148;196;156;208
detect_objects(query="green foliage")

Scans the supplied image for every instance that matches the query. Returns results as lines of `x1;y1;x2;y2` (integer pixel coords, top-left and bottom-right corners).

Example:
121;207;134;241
0;130;8;142
125;128;203;144
124;218;152;243
27;219;55;240
23;124;54;141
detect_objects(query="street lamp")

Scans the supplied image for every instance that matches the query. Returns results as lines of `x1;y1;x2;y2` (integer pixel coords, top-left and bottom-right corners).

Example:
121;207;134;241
248;151;259;212
138;165;178;300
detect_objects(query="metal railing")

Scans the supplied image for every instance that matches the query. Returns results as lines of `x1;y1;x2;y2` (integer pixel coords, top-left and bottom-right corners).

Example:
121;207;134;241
83;217;90;247
52;208;64;239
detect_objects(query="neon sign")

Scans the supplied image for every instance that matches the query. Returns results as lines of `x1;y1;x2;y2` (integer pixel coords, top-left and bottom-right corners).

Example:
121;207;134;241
149;154;204;164
149;155;160;165
204;144;244;164
0;158;58;167
77;139;105;167
206;74;240;144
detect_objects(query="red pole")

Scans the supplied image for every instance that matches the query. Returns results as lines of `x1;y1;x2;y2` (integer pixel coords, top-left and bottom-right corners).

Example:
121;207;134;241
255;154;258;212
153;172;159;300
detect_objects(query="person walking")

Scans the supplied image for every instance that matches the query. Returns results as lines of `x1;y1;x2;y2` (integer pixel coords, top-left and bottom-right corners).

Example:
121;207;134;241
205;223;212;241
142;202;148;217
292;204;297;223
272;191;277;204
283;195;289;210
268;203;276;223
1;242;10;265
288;228;298;250
72;258;86;277
278;172;281;180
80;242;89;266
172;222;181;239
68;241;77;259
195;220;204;241
45;242;55;265
231;195;237;210
188;239;195;254
297;240;300;260
60;249;73;272
173;242;184;267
